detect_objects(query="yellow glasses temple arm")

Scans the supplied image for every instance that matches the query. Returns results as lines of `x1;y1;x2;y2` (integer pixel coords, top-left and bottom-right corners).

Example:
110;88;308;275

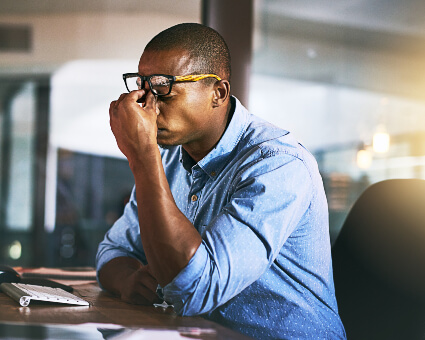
175;74;221;82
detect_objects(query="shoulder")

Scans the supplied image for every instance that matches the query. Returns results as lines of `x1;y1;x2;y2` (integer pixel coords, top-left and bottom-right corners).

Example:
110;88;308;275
237;113;319;177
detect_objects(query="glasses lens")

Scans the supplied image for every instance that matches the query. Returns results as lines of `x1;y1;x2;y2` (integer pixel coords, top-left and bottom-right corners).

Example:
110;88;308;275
149;75;171;95
125;75;143;92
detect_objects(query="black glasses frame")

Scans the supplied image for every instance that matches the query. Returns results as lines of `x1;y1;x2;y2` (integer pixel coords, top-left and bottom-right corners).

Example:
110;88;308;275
123;73;222;96
122;73;176;96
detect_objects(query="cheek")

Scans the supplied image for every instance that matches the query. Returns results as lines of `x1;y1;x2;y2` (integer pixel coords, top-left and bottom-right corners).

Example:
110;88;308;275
156;101;190;131
157;88;213;127
184;91;213;118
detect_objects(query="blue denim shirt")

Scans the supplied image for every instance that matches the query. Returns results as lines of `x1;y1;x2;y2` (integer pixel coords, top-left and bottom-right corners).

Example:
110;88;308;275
96;97;346;339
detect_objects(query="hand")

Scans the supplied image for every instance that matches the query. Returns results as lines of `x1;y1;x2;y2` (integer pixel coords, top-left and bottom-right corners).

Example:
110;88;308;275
118;265;163;305
98;257;162;306
109;89;159;164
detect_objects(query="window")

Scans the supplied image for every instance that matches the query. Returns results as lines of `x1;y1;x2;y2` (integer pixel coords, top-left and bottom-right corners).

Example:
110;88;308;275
251;0;425;242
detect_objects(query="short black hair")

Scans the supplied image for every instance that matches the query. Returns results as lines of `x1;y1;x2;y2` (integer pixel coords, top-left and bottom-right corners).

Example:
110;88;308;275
144;23;231;82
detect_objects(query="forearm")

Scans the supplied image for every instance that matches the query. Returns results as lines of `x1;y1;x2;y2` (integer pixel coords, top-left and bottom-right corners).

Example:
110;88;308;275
98;256;143;296
131;146;202;287
109;89;202;287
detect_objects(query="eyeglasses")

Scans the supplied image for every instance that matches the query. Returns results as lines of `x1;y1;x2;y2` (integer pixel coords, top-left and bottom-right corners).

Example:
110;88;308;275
122;73;221;96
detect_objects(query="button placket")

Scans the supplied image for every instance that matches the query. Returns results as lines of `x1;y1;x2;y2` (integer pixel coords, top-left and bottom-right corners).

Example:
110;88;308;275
186;170;205;222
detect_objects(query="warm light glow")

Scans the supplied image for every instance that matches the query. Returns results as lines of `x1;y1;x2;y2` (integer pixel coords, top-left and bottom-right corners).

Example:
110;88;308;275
9;240;22;260
357;149;372;169
373;132;390;153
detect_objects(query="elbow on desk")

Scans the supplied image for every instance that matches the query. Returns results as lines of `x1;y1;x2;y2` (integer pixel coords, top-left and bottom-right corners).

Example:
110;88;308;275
164;282;219;317
165;282;229;317
163;243;239;317
171;298;210;317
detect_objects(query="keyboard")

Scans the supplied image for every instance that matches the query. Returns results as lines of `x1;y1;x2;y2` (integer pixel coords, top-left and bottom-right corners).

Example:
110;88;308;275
0;282;89;307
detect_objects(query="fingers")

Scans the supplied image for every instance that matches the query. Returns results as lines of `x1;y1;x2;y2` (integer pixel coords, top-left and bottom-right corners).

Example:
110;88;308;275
136;266;159;292
110;89;157;115
122;285;160;305
119;266;162;305
109;93;127;118
126;89;147;107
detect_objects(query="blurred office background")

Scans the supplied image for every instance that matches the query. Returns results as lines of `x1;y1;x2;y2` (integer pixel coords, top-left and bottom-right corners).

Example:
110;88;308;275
1;0;424;267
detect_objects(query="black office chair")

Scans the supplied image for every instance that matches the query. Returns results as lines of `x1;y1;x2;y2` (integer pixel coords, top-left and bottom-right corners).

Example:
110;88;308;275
332;179;425;340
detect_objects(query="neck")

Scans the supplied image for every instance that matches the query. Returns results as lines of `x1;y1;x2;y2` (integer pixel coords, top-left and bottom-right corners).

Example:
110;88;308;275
183;98;234;163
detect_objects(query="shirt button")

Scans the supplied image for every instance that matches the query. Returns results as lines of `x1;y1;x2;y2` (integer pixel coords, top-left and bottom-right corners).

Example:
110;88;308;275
211;171;216;177
191;194;198;202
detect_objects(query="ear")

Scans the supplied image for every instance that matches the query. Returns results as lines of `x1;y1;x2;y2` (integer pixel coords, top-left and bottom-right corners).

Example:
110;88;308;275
212;80;230;107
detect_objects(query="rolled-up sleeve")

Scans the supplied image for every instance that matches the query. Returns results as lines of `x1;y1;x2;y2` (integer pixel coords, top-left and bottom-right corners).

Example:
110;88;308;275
163;154;313;316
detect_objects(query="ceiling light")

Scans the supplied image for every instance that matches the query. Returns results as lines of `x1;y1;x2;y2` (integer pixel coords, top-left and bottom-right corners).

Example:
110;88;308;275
373;130;390;153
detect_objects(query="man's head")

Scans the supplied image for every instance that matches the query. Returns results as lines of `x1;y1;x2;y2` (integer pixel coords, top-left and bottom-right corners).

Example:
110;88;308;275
144;23;231;82
136;23;232;161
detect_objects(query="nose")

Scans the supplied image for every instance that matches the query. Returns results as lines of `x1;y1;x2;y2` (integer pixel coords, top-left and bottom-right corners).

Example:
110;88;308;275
144;80;158;98
142;80;150;92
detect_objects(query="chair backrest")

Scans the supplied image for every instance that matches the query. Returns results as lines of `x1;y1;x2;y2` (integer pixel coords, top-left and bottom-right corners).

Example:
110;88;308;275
332;179;425;340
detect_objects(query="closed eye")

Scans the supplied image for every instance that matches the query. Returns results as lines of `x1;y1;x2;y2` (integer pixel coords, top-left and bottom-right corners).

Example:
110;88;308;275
157;94;174;102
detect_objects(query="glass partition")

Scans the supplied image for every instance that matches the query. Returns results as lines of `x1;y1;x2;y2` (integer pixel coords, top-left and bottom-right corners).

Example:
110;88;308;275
251;0;425;242
0;1;201;266
0;80;38;264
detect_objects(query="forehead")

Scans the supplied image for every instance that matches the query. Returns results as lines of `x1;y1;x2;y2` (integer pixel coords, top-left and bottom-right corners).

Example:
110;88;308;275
138;49;194;76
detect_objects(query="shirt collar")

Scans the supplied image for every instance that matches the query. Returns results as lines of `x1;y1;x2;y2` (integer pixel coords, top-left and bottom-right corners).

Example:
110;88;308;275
179;96;249;179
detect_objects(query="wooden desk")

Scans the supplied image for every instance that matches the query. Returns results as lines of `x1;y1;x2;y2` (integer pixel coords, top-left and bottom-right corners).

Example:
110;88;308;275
0;282;252;339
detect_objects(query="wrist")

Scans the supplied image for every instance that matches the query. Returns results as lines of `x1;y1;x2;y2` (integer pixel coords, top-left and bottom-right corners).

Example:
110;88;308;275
128;144;161;176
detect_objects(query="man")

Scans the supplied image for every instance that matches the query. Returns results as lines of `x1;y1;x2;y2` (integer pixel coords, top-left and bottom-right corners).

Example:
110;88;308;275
96;23;346;339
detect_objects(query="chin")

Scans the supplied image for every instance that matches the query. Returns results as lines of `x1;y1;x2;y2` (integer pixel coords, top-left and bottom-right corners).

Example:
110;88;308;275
157;138;180;149
157;129;185;148
158;144;175;150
